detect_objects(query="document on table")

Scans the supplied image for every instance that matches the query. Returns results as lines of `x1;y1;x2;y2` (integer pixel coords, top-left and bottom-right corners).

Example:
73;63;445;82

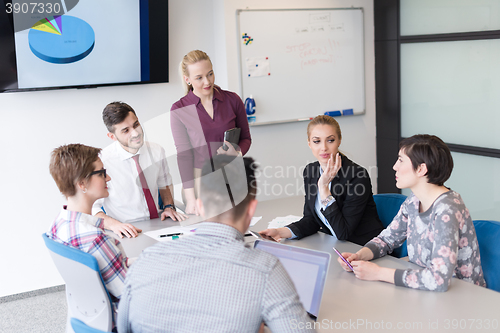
268;215;301;229
144;223;202;241
147;217;262;241
251;216;262;226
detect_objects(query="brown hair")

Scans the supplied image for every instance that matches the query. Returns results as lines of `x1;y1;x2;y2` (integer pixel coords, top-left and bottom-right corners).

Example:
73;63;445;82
179;50;212;95
102;101;136;133
49;144;101;197
399;134;453;186
200;155;257;221
307;115;342;141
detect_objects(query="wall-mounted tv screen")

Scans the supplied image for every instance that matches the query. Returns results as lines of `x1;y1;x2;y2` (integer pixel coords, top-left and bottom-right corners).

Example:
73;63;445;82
0;0;168;93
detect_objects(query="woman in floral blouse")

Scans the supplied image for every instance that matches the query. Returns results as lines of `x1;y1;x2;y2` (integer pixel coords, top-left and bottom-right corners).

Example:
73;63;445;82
337;134;486;291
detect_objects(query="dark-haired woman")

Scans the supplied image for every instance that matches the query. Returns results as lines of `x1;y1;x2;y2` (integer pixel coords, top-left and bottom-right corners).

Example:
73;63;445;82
338;134;487;291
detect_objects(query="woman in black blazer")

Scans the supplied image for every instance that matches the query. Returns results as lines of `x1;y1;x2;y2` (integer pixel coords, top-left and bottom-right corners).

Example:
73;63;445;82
260;115;384;246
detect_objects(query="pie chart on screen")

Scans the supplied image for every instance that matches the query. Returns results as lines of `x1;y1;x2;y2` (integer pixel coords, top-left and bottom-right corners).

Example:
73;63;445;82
28;15;95;64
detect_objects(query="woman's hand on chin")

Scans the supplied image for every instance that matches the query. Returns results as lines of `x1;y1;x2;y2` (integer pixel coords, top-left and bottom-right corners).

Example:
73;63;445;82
318;153;342;196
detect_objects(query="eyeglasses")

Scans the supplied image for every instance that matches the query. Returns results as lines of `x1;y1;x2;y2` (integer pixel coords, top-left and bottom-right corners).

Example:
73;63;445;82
89;169;107;178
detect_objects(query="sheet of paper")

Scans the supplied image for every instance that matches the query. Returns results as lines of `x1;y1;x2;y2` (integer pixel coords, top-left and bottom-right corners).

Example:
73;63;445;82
246;57;271;77
268;215;302;229
144;223;203;242
250;216;262;226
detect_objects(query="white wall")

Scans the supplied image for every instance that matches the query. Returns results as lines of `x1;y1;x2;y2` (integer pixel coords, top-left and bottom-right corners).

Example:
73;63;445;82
221;0;377;200
0;0;216;297
0;0;376;297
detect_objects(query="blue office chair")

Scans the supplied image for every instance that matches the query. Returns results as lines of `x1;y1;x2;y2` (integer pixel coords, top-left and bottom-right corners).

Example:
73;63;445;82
71;318;113;333
42;234;114;333
472;220;500;292
373;193;408;258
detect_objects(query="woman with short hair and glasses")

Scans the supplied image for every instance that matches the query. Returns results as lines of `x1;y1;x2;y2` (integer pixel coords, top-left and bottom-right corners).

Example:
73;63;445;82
46;143;131;300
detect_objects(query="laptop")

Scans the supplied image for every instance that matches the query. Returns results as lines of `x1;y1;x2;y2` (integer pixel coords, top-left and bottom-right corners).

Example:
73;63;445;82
254;240;331;320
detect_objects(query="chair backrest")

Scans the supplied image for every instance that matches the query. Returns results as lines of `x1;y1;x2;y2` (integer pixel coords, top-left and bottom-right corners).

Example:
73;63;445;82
42;234;113;333
71;318;113;333
472;220;500;292
373;193;408;258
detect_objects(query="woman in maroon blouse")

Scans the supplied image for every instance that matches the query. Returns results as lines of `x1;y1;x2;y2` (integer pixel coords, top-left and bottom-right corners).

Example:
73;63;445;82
171;50;252;215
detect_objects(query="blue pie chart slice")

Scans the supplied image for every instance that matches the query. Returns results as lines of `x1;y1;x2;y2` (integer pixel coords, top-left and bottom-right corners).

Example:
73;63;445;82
29;16;95;64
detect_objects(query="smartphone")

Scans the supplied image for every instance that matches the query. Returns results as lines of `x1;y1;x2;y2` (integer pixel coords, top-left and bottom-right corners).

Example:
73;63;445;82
333;247;354;271
223;128;241;151
249;230;277;242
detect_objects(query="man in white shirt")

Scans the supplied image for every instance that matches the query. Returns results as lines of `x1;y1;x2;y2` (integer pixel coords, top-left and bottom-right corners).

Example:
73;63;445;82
92;102;186;238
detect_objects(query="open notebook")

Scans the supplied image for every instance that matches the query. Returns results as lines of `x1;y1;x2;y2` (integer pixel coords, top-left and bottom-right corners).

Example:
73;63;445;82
254;240;331;320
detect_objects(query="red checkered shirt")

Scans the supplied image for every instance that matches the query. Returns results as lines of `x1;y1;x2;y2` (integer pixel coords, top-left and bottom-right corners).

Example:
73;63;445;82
47;207;128;298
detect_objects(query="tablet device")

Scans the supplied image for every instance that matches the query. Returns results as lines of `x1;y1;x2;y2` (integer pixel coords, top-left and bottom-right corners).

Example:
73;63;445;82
254;240;330;320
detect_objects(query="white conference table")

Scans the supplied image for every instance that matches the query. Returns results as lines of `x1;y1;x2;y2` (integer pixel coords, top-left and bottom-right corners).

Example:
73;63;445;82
114;196;500;333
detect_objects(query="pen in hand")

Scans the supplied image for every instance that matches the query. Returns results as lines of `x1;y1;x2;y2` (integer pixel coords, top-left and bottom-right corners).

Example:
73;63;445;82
158;233;183;238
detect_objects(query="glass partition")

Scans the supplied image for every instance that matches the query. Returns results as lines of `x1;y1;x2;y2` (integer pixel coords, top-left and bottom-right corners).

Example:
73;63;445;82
401;39;500;149
401;0;500;36
447;152;500;221
402;152;500;221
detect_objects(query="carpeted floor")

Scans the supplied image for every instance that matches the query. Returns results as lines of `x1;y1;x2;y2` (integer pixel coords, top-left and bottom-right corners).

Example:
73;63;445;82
0;286;67;333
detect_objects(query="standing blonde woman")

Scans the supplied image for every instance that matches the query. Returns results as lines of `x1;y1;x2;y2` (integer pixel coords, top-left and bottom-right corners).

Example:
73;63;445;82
171;50;251;215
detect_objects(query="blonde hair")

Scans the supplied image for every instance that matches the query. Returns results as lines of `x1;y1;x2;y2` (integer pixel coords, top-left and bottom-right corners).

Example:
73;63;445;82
307;115;342;141
179;50;212;95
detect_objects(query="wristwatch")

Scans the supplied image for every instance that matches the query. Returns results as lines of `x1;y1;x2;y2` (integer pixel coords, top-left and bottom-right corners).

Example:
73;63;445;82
321;195;334;206
163;204;176;211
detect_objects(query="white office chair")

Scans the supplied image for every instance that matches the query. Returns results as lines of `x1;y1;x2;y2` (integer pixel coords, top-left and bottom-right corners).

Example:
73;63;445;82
42;234;114;333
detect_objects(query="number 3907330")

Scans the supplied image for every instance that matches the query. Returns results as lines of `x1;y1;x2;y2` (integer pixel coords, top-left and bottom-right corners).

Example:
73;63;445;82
444;319;499;330
6;2;62;14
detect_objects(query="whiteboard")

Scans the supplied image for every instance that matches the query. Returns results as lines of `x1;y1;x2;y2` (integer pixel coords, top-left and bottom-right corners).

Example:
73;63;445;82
237;8;365;125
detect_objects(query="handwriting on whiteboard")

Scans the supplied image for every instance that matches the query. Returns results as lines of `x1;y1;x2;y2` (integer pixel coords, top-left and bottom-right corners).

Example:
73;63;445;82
285;39;341;70
310;13;330;24
295;24;345;34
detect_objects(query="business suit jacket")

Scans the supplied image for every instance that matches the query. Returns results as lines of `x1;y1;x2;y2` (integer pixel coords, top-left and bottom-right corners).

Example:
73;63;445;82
288;155;384;246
